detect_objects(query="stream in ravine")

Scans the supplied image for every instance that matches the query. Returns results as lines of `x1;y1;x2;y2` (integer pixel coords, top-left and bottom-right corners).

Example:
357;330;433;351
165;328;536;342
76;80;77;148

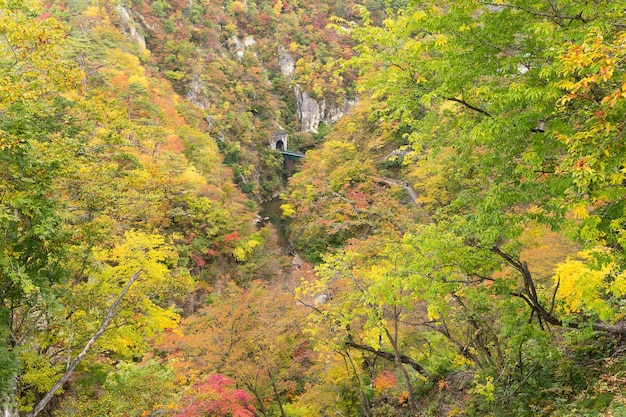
259;198;291;253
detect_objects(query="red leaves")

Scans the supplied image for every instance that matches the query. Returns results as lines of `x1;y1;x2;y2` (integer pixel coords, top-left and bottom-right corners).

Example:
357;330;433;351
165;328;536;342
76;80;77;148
175;374;256;417
373;370;398;393
223;231;241;244
191;255;206;267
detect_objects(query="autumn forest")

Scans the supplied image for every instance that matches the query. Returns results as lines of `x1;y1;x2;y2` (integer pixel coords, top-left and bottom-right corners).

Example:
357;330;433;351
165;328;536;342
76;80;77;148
2;0;626;416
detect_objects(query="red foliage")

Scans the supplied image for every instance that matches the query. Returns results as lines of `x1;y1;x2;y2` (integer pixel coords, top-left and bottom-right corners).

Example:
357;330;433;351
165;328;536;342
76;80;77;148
373;370;398;394
175;374;256;417
192;255;206;267
223;231;241;244
164;134;185;152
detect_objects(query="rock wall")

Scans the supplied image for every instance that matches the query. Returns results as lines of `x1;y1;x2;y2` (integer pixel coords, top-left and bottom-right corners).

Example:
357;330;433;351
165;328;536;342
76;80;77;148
186;73;209;109
278;47;295;78
232;35;257;60
295;87;323;133
116;6;147;50
295;86;356;133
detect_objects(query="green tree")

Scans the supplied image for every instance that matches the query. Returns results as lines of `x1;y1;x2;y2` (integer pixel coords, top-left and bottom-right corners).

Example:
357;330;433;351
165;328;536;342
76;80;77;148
0;1;79;413
286;0;626;414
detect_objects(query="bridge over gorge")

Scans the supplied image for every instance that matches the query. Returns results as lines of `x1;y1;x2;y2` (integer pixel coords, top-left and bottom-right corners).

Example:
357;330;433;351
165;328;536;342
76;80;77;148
270;133;305;176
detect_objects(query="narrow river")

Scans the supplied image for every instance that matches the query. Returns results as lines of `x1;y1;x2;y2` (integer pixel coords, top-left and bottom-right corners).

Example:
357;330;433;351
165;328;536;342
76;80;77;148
259;198;290;253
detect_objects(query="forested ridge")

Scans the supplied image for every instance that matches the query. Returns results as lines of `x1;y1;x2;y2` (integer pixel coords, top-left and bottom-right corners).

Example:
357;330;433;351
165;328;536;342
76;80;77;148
2;0;626;416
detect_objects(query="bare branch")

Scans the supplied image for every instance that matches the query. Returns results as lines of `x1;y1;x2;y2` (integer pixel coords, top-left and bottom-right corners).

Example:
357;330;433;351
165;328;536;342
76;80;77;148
345;339;429;377
443;96;492;117
26;270;142;417
493;247;626;334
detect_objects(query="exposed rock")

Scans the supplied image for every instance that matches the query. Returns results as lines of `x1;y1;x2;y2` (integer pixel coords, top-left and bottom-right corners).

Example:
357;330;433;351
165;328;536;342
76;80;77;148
115;6;146;50
295;87;323;133
186;73;208;109
295;87;356;133
291;253;305;268
277;46;295;77
133;10;154;31
232;35;257;60
324;98;357;124
243;36;257;47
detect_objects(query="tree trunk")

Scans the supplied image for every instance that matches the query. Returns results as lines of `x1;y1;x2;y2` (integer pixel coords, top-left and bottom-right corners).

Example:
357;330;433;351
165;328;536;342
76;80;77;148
344;351;372;417
0;370;18;417
243;382;269;417
26;270;142;417
268;370;287;417
385;308;419;415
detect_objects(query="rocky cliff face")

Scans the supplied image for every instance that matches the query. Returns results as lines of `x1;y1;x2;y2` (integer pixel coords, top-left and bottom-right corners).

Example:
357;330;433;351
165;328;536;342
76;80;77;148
186;74;209;109
295;87;356;133
278;47;296;78
115;0;358;199
116;6;147;50
232;35;258;60
281;48;355;133
295;87;323;133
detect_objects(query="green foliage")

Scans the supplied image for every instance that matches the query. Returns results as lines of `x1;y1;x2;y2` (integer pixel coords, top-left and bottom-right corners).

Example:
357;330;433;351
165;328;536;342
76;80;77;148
7;0;626;415
283;0;626;415
57;361;180;417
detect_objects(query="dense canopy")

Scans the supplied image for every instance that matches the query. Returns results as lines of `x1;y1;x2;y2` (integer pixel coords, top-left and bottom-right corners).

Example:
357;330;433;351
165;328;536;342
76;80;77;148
2;0;626;416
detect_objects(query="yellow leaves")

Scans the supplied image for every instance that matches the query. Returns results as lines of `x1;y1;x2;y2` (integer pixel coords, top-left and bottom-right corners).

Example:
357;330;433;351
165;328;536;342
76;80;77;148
0;0;77;109
85;5;102;18
19;350;64;395
558;30;626;109
571;203;590;219
128;74;149;89
452;353;474;367
229;0;247;13
280;203;296;218
434;34;448;49
232;232;264;262
427;304;442;321
273;0;283;15
139;301;180;334
472;376;495;403
410;9;427;22
554;250;615;321
178;167;208;191
69;230;191;360
96;230;174;277
107;49;144;76
609;271;626;298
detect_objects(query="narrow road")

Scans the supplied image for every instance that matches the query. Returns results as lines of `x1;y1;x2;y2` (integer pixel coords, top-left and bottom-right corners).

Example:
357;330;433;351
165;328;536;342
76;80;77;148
373;176;432;222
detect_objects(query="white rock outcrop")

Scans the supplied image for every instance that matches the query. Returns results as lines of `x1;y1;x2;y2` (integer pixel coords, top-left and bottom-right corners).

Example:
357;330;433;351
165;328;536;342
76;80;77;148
278;46;295;77
186;74;209;109
116;6;146;50
295;87;322;133
325;98;357;124
295;86;356;133
232;35;257;60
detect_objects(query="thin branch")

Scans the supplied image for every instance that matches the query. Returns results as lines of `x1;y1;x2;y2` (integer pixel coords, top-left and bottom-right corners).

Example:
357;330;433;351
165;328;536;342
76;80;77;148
26;270;142;417
493;246;626;334
549;276;560;315
478;1;595;25
443;96;492;117
345;339;430;377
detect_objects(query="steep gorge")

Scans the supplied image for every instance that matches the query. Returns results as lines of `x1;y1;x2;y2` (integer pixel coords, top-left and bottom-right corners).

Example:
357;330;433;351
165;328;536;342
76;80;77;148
5;0;626;416
107;0;365;201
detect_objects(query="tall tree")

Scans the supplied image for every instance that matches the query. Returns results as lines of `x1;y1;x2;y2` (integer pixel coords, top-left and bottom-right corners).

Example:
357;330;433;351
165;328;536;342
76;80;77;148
0;1;78;413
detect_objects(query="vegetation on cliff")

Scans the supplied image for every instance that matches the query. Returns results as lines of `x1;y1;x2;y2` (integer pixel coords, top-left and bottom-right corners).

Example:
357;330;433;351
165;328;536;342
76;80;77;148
2;0;626;416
